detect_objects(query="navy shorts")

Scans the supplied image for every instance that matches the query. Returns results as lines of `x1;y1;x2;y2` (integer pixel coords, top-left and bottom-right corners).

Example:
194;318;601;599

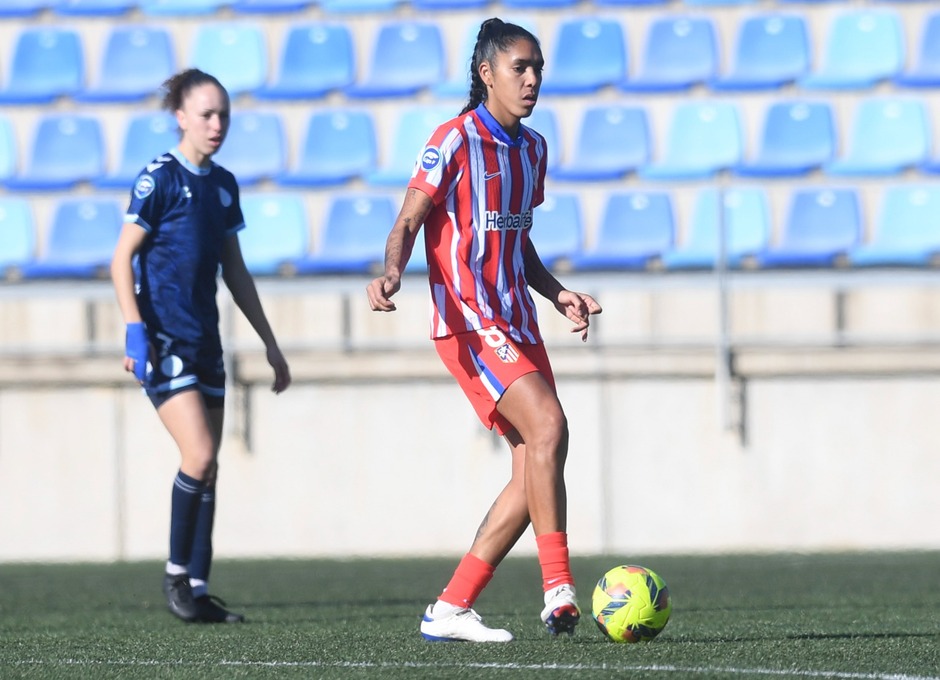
143;335;226;410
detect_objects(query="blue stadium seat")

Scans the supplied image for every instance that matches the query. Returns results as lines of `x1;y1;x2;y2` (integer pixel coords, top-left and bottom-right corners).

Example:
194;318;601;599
800;9;904;90
5;114;105;191
754;188;861;268
230;0;313;11
711;13;809;90
0;117;16;183
826;99;929;176
191;24;267;96
640;102;742;180
593;0;669;4
894;12;940;88
76;25;174;103
552;105;649;181
736;101;835;177
540;18;627;94
238;194;310;276
0;0;48;17
622;16;718;92
291;195;396;275
0;27;84;104
18;199;122;280
254;23;354;100
212;112;286;186
531;194;584;269
411;0;488;8
319;0;400;11
501;0;577;6
849;186;940;267
55;0;136;15
278;109;376;187
367;105;452;187
95;112;177;190
0;198;36;280
526;107;560;173
569;192;675;271
139;0;230;14
662;188;770;270
346;22;444;98
683;0;757;4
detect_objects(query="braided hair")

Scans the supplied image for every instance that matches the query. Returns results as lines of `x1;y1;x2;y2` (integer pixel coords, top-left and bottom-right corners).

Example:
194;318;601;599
160;68;227;113
460;18;541;115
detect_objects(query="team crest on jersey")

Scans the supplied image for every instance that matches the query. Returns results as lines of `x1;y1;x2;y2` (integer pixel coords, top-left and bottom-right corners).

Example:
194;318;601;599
421;146;441;171
494;343;520;363
134;174;155;200
219;187;232;207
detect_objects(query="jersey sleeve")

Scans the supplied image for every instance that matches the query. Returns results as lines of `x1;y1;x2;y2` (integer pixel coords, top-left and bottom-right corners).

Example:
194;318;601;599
125;165;166;233
408;122;465;206
222;171;245;236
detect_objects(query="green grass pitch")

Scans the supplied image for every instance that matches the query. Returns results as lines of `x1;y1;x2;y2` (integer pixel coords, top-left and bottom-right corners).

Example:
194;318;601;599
1;552;939;679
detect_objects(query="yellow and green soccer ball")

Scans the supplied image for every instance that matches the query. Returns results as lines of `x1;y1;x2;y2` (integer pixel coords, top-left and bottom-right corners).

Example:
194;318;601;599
592;565;672;643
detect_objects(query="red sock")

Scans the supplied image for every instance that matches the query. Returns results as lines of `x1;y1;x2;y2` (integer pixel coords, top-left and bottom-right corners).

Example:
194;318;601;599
437;553;495;608
536;531;574;592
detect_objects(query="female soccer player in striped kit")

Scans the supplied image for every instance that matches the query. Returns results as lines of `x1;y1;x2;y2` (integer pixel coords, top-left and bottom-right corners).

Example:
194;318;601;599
111;69;291;623
367;18;602;642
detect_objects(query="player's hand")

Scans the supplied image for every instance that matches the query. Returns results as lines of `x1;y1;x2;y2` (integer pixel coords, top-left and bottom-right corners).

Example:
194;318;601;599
366;274;401;312
267;345;291;394
555;291;603;342
124;322;150;382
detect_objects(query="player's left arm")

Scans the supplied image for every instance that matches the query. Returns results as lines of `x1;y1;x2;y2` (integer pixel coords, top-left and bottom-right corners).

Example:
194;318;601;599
220;235;291;393
524;240;602;342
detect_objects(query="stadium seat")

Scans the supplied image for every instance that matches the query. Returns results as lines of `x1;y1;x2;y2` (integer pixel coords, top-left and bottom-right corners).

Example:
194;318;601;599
622;16;718;92
531;194;584;269
0;0;47;17
540;18;627;94
211;112;285;186
319;0;400;11
5;114;105;191
552;105;649;181
800;9;904;89
139;0;230;14
593;0;669;5
640;102;742;180
662;188;770;270
0;117;16;182
18;199;122;280
849;186;940;267
346;22;444;98
95;112;177;190
0;27;84;104
501;0;578;7
191;24;268;96
711;13;809;90
568;192;675;271
238;194;310;276
291;195;396;275
0;198;36;280
278;109;376;187
736;101;835;177
754;188;861;268
894;12;940;88
75;26;174;103
367;105;453;186
55;0;136;15
230;0;313;11
826;99;929;176
254;23;354;100
526;107;560;172
412;0;488;8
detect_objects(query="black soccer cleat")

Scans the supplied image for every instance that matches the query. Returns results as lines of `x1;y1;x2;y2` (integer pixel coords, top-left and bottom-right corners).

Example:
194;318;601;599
163;573;198;622
195;595;246;623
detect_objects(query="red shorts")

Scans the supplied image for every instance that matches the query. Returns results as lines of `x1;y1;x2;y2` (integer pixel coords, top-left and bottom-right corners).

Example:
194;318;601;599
435;326;555;436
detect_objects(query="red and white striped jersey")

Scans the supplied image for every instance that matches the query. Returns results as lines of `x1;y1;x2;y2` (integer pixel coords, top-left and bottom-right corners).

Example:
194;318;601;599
409;104;548;344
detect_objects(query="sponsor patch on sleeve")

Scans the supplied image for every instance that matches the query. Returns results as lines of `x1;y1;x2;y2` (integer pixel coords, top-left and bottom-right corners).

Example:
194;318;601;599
133;174;155;200
421;146;441;172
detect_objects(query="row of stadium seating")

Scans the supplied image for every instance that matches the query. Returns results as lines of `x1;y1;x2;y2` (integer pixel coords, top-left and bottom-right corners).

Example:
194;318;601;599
3;185;939;281
0;9;938;104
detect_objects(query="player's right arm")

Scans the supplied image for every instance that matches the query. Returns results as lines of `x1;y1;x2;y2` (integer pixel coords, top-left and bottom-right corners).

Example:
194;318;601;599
111;222;150;380
366;188;433;312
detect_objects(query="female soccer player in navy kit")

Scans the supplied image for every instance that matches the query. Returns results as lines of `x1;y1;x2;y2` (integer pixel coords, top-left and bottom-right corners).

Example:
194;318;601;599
111;69;291;624
367;19;602;642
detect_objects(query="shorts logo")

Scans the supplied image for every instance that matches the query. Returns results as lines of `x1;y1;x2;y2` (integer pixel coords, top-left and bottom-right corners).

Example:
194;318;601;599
421;146;441;171
134;174;155;200
160;354;184;378
494;343;519;363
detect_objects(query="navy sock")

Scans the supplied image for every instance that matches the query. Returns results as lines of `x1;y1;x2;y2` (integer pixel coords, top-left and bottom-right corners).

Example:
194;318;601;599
188;486;216;583
168;470;204;569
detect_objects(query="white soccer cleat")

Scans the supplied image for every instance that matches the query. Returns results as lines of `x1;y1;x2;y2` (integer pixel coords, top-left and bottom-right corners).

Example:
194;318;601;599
540;583;581;636
420;602;514;642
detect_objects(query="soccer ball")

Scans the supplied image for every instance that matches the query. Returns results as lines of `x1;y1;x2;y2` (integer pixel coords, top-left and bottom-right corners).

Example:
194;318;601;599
592;565;672;643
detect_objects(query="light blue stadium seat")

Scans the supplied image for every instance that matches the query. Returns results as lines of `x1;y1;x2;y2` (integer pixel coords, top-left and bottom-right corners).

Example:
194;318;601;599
0;198;36;280
755;188;861;268
593;0;669;5
212;112;286;186
291;195;396;275
18;199;122;280
683;0;757;4
230;0;313;11
526;107;559;173
254;23;354;100
76;25;174;103
662;188;769;270
622;16;717;92
346;22;444;98
367;105;453;187
501;0;578;7
849;187;940;267
412;0;488;8
95;112;177;190
552;105;649;182
5;114;105;191
0;0;48;17
278;109;376;187
0;27;84;104
55;0;136;15
540;18;627;94
800;9;904;90
736;101;835;177
191;24;267;96
238;194;310;276
894;12;940;88
826;99;929;176
569;192;675;271
640;102;742;180
0;117;16;182
139;0;230;14
319;0;400;11
711;13;809;90
531;194;584;269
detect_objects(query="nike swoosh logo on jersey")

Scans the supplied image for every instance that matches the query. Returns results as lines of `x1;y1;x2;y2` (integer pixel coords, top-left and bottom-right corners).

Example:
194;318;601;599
484;171;501;181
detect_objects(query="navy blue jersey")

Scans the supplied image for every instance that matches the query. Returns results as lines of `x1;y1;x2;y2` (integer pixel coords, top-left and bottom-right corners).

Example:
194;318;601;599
125;148;245;357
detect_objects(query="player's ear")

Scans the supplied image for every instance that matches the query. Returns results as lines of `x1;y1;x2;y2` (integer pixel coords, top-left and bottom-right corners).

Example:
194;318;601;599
175;108;187;132
479;59;494;89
